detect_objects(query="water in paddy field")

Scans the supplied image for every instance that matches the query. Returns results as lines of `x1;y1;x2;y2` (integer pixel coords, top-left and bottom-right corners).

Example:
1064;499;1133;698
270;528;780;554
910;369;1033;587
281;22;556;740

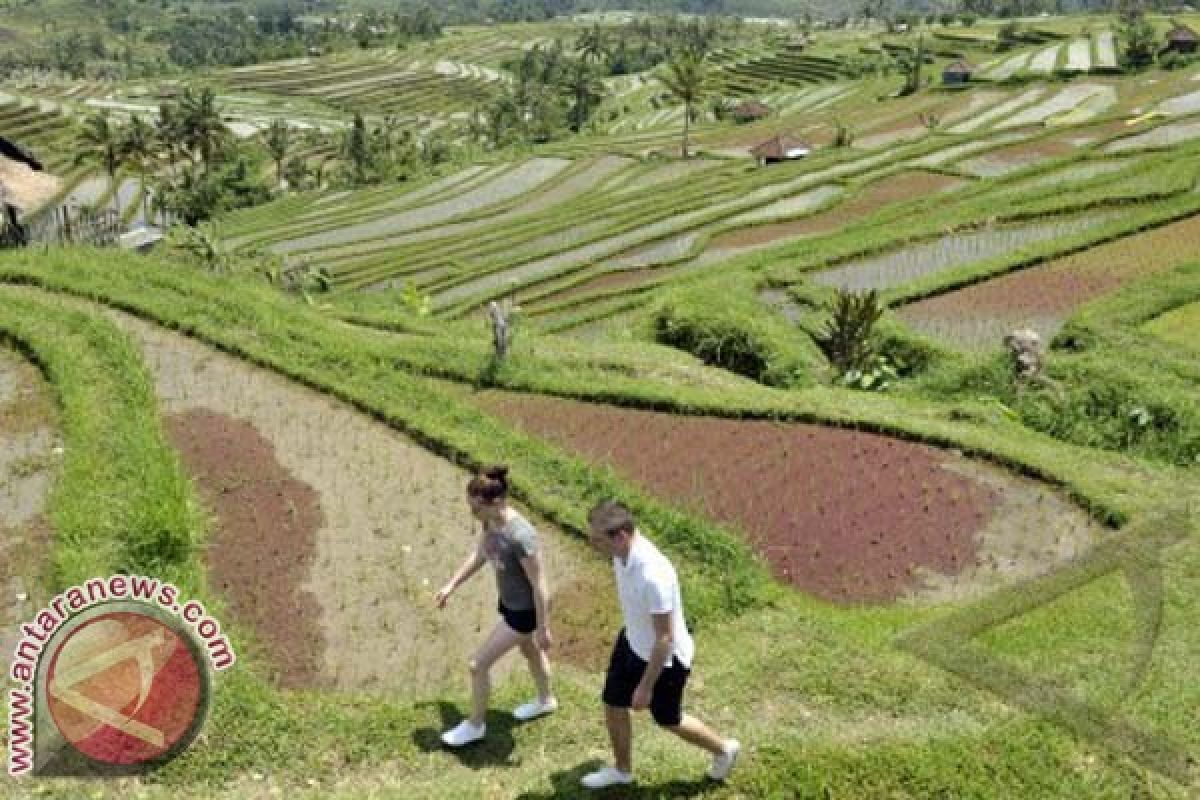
811;214;1118;293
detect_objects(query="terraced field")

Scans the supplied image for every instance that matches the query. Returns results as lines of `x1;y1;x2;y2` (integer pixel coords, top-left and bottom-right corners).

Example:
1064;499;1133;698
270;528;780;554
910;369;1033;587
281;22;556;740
6;17;1200;798
715;42;853;95
218;55;507;118
899;211;1200;349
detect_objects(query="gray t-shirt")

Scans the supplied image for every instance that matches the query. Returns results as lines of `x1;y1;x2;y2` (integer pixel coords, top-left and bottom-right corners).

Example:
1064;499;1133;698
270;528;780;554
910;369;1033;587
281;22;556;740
483;514;538;611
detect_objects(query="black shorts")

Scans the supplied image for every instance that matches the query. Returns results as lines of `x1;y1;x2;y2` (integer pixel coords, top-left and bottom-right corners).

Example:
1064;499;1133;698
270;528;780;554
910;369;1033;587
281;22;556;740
498;601;537;634
601;629;690;727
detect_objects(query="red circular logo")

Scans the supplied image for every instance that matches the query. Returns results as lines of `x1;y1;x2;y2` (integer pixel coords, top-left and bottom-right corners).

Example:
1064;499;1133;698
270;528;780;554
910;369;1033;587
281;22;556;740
45;611;206;766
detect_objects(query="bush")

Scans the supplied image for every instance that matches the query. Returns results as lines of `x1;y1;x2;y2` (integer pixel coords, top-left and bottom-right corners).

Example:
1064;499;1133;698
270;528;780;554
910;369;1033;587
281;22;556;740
1159;50;1196;70
652;279;825;388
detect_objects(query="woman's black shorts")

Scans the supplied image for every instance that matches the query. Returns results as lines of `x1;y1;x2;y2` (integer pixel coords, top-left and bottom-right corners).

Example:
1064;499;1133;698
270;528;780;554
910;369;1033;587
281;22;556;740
601;629;690;726
498;601;537;634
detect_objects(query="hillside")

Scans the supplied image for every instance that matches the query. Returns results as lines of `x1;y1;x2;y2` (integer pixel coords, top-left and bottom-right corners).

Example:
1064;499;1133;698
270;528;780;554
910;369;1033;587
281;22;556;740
2;6;1200;800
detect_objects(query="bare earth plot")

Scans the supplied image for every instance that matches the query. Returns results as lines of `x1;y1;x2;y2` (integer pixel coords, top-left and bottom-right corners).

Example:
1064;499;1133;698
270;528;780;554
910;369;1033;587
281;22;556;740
471;392;1102;606
91;307;611;693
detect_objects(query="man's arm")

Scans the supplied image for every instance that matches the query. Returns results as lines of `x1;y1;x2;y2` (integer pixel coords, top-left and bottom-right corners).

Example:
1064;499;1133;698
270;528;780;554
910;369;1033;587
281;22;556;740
632;612;673;710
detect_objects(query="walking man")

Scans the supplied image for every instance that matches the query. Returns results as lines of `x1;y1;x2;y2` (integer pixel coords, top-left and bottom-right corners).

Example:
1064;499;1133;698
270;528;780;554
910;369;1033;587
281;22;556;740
581;500;740;789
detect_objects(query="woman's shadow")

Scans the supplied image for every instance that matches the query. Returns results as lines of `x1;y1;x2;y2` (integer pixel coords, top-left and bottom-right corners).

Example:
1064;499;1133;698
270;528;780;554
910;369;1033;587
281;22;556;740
411;701;521;769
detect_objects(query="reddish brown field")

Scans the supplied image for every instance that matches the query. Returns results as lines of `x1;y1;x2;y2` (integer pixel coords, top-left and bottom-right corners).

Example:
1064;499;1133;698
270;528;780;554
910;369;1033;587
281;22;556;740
473;392;1003;604
711;171;965;250
899;212;1200;348
528;266;679;311
165;410;327;688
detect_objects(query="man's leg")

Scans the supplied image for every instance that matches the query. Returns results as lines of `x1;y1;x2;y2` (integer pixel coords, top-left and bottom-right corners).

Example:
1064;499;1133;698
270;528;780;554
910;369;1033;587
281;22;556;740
665;713;725;755
605;703;634;774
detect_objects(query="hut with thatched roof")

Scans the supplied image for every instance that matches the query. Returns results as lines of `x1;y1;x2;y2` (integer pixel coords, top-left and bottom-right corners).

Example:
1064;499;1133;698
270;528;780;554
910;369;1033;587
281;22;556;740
1165;24;1199;54
942;60;974;85
749;133;812;165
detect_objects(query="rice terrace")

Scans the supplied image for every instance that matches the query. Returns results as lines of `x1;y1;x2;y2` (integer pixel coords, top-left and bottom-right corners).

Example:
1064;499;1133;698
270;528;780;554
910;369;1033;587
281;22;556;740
1;0;1199;797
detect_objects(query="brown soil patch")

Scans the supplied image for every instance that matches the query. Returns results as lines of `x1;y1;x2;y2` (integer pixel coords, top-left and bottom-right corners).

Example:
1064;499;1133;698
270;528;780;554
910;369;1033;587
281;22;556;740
711;171;965;250
0;345;60;665
528;267;678;311
82;303;609;695
467;392;1101;605
164;409;326;689
985;137;1076;161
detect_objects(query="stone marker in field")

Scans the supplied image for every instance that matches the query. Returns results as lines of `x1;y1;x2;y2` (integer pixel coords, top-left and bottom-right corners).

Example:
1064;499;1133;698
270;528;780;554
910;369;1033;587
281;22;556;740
1004;327;1043;383
487;297;519;358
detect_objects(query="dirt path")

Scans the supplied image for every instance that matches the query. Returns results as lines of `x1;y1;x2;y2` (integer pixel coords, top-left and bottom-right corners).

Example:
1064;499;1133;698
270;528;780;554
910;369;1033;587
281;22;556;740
85;304;612;695
0;344;60;664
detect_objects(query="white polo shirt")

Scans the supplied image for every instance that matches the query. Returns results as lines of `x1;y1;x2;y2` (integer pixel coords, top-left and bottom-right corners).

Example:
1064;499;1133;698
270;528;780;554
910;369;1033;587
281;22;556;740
614;532;695;669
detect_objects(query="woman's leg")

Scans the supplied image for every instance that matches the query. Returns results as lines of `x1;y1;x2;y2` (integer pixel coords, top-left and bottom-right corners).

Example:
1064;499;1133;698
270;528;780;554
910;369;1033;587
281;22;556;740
517;636;553;701
468;620;526;726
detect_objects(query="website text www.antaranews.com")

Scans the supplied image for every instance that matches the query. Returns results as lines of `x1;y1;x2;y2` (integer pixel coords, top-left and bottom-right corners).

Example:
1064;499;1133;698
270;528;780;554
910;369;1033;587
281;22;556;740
7;573;234;776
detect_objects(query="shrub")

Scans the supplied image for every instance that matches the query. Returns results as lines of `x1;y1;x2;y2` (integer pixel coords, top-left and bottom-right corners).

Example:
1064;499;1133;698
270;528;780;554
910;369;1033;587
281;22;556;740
814;288;884;372
652;279;825;388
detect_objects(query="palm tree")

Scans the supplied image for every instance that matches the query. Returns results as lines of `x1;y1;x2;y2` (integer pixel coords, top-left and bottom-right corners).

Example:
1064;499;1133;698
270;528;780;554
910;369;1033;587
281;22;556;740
155;101;184;176
262;119;291;190
121;114;155;221
75;113;124;212
657;50;710;160
564;62;607;132
578;24;608;65
179;87;230;168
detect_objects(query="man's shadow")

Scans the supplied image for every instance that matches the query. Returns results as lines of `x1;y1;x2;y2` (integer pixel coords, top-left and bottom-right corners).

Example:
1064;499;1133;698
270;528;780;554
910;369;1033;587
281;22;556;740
411;701;521;769
514;758;717;799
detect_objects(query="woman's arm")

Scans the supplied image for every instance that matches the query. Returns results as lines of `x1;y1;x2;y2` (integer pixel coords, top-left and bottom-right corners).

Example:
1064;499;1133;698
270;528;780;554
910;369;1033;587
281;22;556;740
520;551;552;651
435;535;487;608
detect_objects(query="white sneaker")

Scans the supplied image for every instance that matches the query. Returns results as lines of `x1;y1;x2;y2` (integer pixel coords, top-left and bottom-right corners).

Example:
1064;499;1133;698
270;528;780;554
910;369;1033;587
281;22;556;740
513;696;558;721
581;765;634;789
707;738;740;781
440;719;486;747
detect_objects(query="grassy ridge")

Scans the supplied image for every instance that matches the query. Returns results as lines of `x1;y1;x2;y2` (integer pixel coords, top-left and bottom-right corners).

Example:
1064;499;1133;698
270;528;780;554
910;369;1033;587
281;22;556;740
0;288;203;591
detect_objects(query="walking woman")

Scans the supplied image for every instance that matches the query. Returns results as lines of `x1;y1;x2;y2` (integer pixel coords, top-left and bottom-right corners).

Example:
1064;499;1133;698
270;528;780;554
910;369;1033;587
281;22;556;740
435;465;558;747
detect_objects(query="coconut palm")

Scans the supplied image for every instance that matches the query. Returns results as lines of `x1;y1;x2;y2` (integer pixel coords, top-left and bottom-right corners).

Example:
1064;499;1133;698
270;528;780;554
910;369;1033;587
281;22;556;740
121;114;155;221
262;119;291;190
564;62;607;132
577;24;608;65
657;50;711;160
155;101;184;175
75;113;125;212
179;87;230;168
